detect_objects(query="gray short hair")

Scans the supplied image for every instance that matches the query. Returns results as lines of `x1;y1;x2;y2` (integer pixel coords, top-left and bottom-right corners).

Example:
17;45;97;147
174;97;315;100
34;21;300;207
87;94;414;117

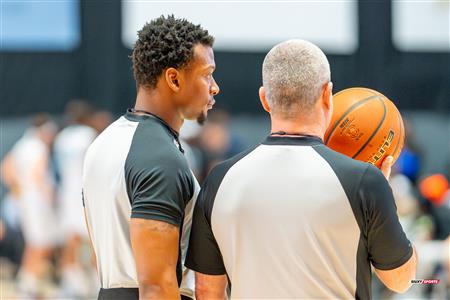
262;39;331;118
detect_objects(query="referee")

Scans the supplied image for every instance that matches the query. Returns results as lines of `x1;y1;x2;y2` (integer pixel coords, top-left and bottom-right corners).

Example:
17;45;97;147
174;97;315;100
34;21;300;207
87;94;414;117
186;39;417;299
82;16;219;300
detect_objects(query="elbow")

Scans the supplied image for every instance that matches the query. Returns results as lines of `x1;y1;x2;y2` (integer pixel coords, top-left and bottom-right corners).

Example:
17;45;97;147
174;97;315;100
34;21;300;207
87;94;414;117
139;284;162;299
386;267;416;294
387;281;412;294
139;283;178;300
195;285;226;300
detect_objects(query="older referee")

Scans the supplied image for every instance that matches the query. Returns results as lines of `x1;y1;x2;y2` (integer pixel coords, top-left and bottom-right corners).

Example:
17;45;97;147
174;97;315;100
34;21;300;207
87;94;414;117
186;39;417;299
82;16;219;300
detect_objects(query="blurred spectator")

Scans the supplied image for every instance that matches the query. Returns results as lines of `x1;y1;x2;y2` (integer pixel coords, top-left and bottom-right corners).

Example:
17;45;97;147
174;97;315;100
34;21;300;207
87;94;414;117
180;120;206;179
0;114;59;298
418;173;450;241
89;109;114;134
394;119;422;184
418;174;450;298
198;110;244;179
53;100;104;298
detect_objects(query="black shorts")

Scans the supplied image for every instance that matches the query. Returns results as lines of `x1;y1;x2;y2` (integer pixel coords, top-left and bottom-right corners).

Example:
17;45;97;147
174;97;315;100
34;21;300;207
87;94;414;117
98;288;193;300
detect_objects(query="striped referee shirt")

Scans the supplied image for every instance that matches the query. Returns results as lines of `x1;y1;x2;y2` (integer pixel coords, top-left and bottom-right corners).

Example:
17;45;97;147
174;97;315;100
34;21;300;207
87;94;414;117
82;111;199;298
186;135;412;299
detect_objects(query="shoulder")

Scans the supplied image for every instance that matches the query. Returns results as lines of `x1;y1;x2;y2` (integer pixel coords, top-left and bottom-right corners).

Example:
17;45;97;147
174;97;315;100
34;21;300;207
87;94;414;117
128;121;187;166
125;121;194;195
313;144;370;174
14;134;46;158
56;125;97;150
313;144;376;191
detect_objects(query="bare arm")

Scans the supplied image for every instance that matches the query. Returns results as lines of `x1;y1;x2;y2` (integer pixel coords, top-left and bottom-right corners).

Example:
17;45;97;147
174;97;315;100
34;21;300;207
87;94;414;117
374;246;417;293
0;153;20;197
195;273;228;300
130;218;180;300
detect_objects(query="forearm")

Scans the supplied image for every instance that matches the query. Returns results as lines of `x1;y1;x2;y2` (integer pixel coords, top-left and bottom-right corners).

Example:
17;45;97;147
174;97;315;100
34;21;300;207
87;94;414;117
139;282;180;300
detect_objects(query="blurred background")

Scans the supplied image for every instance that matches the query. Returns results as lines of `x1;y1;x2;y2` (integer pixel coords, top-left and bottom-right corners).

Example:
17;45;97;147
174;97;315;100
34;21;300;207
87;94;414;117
0;0;449;299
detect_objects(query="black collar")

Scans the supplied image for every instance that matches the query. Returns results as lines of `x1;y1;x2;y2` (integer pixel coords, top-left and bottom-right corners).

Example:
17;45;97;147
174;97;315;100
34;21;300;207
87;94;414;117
263;135;323;146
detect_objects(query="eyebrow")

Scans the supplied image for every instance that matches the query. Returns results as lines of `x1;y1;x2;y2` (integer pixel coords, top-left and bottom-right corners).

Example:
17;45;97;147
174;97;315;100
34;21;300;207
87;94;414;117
204;65;215;72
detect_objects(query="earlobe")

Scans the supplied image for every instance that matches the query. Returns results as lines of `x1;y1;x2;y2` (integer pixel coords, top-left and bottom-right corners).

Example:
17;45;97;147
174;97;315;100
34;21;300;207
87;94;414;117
165;68;180;92
259;87;271;113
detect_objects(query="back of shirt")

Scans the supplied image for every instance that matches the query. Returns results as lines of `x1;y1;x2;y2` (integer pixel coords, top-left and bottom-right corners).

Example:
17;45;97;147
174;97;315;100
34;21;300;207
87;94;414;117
186;136;413;299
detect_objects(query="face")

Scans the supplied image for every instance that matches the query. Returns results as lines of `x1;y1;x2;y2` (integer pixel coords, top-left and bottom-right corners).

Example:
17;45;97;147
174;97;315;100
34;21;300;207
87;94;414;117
177;44;220;125
37;122;58;147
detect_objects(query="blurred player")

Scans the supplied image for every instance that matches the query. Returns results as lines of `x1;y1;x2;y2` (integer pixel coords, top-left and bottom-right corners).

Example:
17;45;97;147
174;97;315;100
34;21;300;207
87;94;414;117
186;39;417;299
82;16;219;300
54;100;98;297
1;114;58;297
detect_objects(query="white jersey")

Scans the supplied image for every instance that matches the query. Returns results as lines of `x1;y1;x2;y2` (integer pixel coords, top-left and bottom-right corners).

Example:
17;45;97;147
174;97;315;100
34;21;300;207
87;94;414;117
10;130;57;247
54;125;97;237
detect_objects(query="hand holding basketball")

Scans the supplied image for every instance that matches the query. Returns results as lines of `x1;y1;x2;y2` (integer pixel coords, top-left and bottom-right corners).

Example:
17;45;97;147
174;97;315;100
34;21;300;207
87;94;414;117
380;155;394;180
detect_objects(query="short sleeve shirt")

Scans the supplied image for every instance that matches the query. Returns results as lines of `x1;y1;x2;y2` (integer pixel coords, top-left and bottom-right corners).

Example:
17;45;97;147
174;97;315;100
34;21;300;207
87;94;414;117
82;111;198;292
186;136;412;299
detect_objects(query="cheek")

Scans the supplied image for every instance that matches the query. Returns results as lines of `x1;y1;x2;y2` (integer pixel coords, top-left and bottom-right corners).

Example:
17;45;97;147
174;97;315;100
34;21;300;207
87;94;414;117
195;81;210;101
184;78;210;107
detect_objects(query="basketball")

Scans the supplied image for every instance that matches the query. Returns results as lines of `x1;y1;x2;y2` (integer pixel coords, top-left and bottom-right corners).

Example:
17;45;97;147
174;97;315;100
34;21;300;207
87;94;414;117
324;87;405;168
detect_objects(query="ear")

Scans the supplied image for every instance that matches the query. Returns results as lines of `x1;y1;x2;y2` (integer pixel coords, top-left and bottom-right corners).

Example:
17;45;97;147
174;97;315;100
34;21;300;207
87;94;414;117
165;68;181;92
259;86;271;113
322;82;333;111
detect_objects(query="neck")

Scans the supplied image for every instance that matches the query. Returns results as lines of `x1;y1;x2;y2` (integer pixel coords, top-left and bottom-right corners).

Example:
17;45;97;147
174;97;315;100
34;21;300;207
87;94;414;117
134;87;183;132
270;114;326;140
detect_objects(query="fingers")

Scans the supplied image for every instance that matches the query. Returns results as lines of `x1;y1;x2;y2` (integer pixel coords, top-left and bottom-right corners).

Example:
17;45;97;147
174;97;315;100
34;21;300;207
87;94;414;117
381;155;394;180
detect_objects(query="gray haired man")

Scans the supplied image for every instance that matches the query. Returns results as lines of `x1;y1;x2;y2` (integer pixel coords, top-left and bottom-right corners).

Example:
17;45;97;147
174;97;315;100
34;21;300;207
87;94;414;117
185;39;417;299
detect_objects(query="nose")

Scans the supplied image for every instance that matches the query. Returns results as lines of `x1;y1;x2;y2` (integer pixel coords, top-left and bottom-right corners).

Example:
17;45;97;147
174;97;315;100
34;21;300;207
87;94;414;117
211;77;220;96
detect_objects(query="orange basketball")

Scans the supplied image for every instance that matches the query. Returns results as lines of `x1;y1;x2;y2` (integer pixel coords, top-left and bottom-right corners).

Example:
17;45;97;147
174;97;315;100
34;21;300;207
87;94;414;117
324;87;405;168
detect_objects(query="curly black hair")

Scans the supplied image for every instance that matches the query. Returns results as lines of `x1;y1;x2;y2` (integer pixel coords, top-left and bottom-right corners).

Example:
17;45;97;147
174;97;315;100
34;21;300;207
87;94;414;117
132;15;214;88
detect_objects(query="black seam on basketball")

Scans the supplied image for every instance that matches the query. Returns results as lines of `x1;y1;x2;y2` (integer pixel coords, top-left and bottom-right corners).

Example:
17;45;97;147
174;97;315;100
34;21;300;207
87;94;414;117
325;95;380;144
352;97;387;159
392;111;402;159
397;114;405;158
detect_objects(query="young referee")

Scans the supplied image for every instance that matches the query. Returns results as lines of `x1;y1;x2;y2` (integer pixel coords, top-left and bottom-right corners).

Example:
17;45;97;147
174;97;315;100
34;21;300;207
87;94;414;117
186;39;417;299
82;16;219;300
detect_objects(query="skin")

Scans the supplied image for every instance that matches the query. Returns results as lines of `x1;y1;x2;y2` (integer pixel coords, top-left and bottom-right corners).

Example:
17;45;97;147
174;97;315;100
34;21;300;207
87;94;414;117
374;247;417;293
130;219;180;299
195;82;416;298
130;43;219;300
195;273;228;300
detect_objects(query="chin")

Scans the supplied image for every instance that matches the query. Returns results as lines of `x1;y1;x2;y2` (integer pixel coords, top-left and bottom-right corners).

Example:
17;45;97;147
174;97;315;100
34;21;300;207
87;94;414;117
196;111;207;125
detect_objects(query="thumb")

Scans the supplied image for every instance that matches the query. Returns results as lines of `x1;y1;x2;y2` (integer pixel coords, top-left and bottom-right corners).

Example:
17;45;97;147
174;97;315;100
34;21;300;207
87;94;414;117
381;155;394;180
